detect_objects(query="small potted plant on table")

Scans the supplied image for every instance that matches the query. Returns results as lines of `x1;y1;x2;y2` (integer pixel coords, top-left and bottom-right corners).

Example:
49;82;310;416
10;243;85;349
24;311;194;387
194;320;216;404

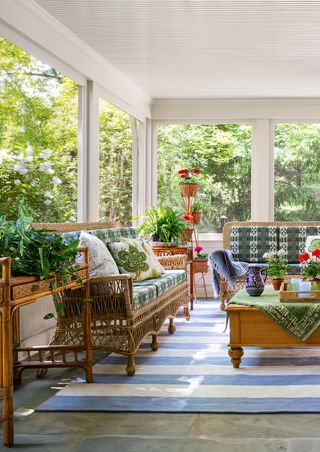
299;249;320;288
263;249;288;290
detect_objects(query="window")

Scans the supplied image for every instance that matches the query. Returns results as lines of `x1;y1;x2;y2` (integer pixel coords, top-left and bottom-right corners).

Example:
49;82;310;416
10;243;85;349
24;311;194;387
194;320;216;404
274;123;320;221
157;124;252;232
99;99;135;225
0;36;79;221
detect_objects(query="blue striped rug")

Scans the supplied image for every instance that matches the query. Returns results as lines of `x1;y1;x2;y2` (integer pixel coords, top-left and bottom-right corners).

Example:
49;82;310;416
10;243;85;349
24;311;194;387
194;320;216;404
37;301;320;413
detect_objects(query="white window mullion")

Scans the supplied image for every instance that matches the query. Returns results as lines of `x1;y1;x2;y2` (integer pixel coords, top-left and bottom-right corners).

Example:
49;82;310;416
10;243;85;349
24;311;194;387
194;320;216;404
251;119;274;221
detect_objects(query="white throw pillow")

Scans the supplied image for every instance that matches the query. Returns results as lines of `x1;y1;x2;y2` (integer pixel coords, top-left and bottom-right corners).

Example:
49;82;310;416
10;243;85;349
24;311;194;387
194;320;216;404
108;238;165;281
305;236;320;253
78;231;119;277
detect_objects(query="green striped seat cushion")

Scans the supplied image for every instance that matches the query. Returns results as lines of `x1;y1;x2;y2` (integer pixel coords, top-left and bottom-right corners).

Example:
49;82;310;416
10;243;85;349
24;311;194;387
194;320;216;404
133;270;186;309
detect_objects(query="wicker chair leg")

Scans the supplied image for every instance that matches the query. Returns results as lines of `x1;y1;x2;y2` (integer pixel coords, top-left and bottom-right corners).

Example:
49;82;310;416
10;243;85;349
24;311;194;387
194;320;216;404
168;318;176;334
126;355;136;376
151;334;159;351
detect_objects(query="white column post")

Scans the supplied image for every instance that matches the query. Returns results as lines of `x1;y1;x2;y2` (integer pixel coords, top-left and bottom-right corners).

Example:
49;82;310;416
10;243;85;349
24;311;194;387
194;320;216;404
251;119;274;221
150;120;158;207
77;84;87;222
86;81;100;221
145;118;154;209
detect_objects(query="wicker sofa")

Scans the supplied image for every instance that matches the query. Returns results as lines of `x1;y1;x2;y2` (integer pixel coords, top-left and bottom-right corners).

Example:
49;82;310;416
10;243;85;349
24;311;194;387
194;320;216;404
34;222;189;375
219;221;320;309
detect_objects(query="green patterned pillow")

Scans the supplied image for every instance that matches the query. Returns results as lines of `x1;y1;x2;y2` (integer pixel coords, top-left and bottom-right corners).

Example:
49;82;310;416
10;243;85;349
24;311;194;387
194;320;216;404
108;239;165;281
305;236;320;253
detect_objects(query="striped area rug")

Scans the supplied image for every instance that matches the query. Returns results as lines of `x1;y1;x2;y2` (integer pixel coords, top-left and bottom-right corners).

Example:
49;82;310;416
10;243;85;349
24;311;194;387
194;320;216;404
37;301;320;413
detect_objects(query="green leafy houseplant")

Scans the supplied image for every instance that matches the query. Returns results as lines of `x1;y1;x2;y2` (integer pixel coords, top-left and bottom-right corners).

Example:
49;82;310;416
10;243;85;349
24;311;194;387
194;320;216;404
0;202;81;285
135;207;188;245
192;200;202;212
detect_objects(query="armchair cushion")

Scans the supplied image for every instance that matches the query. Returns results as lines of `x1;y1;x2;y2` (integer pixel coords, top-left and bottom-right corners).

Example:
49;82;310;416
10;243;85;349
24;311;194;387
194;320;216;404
230;226;278;263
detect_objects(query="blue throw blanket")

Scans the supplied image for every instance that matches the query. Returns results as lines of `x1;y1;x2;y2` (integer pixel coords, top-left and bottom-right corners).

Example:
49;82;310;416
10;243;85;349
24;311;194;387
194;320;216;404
208;249;249;295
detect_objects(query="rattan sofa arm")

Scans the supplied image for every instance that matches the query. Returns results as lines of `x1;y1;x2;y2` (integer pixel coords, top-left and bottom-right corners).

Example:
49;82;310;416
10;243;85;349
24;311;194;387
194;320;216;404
89;274;134;315
157;254;187;270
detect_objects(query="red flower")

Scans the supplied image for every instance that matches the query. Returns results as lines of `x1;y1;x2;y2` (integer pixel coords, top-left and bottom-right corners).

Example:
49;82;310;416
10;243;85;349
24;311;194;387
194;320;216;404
180;174;186;178
182;214;193;222
312;249;320;258
299;252;310;263
178;169;189;174
192;169;200;174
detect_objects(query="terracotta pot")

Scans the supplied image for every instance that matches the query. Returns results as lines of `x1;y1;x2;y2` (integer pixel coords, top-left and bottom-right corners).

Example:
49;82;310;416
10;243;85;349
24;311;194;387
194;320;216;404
179;183;199;197
180;227;193;243
272;279;283;291
191;211;201;224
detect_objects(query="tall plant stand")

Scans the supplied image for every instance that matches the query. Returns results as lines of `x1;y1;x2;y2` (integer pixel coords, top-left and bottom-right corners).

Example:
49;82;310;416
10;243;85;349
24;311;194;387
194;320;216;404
180;183;209;303
0;250;92;448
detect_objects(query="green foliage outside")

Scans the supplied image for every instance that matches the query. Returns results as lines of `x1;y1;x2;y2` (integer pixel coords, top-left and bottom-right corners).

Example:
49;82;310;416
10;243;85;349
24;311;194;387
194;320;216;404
275;124;320;221
0;36;78;222
99;99;133;226
157;124;252;232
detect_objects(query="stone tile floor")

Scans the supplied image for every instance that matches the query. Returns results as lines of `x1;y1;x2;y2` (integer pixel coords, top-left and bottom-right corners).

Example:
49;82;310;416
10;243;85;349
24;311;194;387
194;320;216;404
1;360;319;451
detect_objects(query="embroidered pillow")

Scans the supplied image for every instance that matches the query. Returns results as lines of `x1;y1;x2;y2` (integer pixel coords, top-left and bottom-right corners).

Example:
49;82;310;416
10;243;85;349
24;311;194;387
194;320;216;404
305;236;320;253
108;238;165;281
78;231;119;277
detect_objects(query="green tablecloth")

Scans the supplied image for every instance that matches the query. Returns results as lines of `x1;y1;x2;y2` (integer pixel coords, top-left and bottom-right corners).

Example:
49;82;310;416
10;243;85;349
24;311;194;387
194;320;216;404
228;285;320;341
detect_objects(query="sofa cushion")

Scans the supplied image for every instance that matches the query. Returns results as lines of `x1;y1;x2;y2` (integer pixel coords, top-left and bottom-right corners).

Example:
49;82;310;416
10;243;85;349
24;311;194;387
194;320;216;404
133;269;186;309
305;235;320;253
77;231;119;277
90;227;136;245
134;269;186;297
108;239;164;281
132;284;158;310
230;226;278;263
279;226;320;263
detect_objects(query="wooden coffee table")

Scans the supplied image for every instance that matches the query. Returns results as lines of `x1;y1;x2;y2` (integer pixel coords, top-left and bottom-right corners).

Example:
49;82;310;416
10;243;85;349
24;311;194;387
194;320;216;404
226;288;320;368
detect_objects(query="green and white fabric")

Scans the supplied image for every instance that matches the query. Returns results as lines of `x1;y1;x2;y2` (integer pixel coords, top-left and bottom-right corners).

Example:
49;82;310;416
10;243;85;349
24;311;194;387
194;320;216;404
108;238;165;281
230;226;278;263
279;226;320;263
77;231;119;277
90;227;136;245
305;235;320;253
134;269;186;297
132;284;158;310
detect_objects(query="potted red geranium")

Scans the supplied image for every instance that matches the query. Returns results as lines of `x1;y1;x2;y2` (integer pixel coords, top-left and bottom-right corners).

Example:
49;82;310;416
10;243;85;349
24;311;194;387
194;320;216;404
178;168;200;197
299;249;320;284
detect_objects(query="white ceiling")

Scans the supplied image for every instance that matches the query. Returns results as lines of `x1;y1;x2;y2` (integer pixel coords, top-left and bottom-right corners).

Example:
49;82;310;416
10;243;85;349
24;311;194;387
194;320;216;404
35;0;320;100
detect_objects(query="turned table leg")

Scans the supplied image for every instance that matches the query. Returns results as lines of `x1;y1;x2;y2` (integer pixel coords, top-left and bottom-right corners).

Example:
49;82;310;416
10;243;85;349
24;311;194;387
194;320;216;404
228;347;244;368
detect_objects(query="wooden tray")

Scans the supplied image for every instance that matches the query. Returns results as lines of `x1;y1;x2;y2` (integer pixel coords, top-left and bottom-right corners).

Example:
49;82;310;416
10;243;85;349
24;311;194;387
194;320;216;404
280;279;320;303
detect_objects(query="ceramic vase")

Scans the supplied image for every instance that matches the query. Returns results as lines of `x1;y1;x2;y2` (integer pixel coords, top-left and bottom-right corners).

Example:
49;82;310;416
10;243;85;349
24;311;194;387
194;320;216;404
246;266;268;296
